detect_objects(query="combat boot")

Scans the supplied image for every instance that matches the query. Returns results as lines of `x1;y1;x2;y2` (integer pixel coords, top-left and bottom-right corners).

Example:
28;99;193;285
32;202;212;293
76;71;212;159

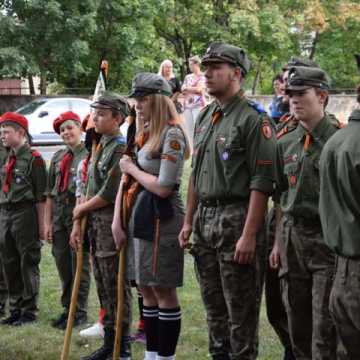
106;336;132;360
1;310;21;325
81;327;115;360
283;347;296;360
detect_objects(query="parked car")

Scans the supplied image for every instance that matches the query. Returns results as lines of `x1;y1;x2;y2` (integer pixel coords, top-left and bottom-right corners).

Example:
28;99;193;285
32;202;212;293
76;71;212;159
16;97;91;145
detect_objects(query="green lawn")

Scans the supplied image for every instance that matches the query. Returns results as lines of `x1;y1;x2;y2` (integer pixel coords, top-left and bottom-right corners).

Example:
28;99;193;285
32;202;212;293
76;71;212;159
0;160;283;359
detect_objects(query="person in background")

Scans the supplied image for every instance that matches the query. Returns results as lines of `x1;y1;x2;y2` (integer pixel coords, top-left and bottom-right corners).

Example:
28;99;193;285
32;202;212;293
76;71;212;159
181;55;206;140
158;59;182;105
269;74;286;124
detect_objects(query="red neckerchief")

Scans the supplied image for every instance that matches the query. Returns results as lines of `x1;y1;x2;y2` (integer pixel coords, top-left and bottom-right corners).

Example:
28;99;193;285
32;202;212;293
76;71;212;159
57;151;73;193
3;154;16;193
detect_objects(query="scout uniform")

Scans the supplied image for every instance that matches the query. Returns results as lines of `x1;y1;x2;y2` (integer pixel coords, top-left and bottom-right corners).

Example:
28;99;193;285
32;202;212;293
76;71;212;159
126;73;187;360
0;142;8;317
47;111;90;329
275;67;338;359
81;94;131;360
191;43;276;360
0;112;46;325
319;107;360;360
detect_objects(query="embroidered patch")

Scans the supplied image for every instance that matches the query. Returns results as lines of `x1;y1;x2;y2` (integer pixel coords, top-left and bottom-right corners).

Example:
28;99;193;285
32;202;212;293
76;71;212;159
161;154;177;163
289;175;297;186
169;140;181;151
222;151;229;161
284;154;298;165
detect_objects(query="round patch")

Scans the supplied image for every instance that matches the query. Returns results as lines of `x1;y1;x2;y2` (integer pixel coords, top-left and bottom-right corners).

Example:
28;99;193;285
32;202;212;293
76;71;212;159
222;151;229;161
290;175;297;186
169;140;181;151
262;124;272;139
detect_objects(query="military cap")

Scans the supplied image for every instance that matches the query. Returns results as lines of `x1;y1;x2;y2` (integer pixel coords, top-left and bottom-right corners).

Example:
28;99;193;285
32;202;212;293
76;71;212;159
286;66;330;93
283;56;319;71
129;72;172;98
91;92;129;117
201;42;251;76
53;111;81;134
0;112;28;131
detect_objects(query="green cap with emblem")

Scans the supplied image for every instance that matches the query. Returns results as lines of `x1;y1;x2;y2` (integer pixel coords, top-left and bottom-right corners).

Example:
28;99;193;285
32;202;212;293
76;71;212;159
129;72;172;98
201;42;251;77
283;56;320;71
91;92;129;117
285;66;330;93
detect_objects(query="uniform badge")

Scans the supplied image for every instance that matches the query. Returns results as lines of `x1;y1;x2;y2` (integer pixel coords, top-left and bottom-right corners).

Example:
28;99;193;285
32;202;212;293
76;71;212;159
15;176;22;184
222;151;229;161
216;136;226;144
289;175;297;186
292;154;298;162
262;121;272;140
169;140;181;151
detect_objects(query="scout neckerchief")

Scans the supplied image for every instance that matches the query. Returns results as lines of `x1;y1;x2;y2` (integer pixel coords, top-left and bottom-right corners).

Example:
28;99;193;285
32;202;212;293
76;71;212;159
303;132;312;151
57;150;73;193
3;154;16;193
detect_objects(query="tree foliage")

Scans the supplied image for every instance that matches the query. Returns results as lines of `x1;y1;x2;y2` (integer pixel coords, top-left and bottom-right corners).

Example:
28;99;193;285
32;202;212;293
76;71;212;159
0;0;359;94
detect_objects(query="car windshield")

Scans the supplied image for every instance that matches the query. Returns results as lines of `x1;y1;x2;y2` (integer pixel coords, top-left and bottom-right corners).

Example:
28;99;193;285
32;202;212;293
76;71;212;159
17;99;47;115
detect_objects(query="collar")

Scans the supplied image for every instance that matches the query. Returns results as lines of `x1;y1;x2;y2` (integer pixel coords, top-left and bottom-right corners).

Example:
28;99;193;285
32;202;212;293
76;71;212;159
296;115;332;142
67;143;85;155
216;90;245;116
100;132;120;146
11;143;29;157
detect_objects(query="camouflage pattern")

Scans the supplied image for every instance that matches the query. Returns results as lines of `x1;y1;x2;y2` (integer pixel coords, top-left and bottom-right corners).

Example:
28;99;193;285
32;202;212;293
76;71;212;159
87;206;132;334
191;202;266;360
329;256;360;360
264;208;292;351
279;216;336;360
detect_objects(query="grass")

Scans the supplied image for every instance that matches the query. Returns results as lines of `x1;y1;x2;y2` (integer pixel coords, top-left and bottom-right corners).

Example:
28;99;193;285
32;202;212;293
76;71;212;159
0;160;283;359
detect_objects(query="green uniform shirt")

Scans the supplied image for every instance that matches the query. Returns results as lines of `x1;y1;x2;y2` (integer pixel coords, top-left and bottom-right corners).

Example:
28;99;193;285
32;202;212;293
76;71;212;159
276;114;339;218
192;92;276;201
319;109;360;257
47;143;88;198
0;144;47;204
86;133;125;203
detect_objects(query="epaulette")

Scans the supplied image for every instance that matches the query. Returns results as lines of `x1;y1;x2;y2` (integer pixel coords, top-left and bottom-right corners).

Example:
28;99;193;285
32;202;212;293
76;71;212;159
276;125;297;140
327;112;345;129
247;100;267;114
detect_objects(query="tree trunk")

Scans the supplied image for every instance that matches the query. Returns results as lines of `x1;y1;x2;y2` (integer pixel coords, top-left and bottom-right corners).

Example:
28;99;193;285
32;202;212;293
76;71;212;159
309;31;319;60
251;57;263;95
28;74;35;95
40;68;47;95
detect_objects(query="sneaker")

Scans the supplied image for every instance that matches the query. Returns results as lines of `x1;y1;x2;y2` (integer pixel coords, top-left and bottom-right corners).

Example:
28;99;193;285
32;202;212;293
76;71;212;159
79;321;104;338
12;313;36;327
130;330;146;344
51;312;68;329
1;310;21;325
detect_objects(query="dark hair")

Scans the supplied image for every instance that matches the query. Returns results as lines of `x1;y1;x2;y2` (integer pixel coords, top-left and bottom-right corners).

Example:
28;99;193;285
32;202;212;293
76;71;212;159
357;84;360;104
272;74;283;85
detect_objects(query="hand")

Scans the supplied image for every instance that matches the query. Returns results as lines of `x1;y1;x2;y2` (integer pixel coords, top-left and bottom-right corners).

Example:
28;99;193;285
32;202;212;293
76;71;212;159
119;155;136;174
70;221;82;250
269;242;281;269
44;222;53;244
234;234;256;264
111;218;127;250
73;203;86;221
38;221;46;241
178;223;192;249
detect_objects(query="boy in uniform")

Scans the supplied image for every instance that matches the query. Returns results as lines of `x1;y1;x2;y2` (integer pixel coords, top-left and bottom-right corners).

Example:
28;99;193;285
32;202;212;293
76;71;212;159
0;112;46;326
44;111;91;329
71;94;132;360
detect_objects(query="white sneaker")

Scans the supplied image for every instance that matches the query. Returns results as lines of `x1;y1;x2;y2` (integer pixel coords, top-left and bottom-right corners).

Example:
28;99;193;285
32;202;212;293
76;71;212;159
79;321;104;338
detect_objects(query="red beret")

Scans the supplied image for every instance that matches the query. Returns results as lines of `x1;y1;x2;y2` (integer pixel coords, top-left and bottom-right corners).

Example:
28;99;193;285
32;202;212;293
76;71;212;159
0;112;28;131
53;111;81;134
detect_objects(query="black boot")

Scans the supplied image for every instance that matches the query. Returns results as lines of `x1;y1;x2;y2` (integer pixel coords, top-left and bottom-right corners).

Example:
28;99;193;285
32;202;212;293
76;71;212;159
81;328;115;360
1;310;21;325
106;336;132;359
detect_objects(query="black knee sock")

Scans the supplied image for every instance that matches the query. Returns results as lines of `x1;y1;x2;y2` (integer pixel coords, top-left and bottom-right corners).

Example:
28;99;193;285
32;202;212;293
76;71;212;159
158;307;181;357
137;289;144;322
143;305;158;352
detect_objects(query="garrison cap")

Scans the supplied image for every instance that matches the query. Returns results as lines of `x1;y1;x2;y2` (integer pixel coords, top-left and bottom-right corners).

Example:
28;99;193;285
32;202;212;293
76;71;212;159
129;72;172;98
283;56;320;71
201;42;251;76
286;66;330;93
91;92;129;117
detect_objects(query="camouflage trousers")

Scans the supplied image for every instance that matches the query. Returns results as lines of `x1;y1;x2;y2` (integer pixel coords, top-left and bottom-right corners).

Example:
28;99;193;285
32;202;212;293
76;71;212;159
191;202;266;360
0;204;41;316
264;208;292;351
329;255;360;360
88;206;132;334
279;216;336;360
0;255;7;305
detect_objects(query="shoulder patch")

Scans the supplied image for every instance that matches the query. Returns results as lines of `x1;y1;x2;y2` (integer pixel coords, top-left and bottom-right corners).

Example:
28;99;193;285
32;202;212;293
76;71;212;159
115;135;126;145
247;100;267;114
169;140;181;151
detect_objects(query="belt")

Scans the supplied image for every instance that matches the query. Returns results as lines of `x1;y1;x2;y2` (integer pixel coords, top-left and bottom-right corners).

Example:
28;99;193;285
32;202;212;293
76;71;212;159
199;197;247;208
54;193;76;206
0;201;34;211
